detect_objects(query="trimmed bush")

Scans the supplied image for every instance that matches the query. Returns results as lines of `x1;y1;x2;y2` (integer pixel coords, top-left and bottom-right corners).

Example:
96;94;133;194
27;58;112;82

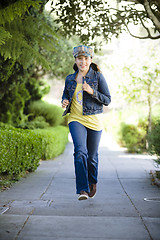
36;126;69;160
17;116;50;129
0;127;42;177
28;100;64;126
0;124;69;178
148;119;160;164
119;123;146;153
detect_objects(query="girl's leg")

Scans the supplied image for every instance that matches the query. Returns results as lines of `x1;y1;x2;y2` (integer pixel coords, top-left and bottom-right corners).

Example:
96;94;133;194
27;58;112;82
69;121;89;194
87;128;102;185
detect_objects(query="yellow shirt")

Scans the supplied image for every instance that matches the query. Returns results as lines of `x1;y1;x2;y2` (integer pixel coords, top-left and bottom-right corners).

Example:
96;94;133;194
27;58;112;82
68;83;103;131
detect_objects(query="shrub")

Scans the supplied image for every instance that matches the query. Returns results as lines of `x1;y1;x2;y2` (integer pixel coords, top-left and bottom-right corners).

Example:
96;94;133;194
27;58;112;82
0;125;69;179
119;123;146;153
36;126;69;160
0;127;42;177
0;122;15;130
137;118;148;132
148;119;160;164
17;116;50;129
27;116;50;129
28;100;65;126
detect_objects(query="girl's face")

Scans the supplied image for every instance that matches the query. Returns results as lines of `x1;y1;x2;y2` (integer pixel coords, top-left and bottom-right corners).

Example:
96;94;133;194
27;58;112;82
75;55;92;73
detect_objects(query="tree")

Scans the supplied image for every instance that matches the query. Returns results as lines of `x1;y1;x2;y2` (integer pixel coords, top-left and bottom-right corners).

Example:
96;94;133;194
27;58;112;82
0;0;59;69
44;35;80;79
119;59;160;132
50;0;160;44
0;0;55;125
0;0;78;125
0;0;41;46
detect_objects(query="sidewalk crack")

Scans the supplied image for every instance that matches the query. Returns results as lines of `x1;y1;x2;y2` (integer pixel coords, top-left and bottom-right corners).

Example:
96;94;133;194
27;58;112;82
115;169;153;240
40;163;63;199
14;208;35;240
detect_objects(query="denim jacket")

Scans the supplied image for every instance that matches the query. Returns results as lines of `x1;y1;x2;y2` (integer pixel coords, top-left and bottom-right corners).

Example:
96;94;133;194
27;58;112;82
62;66;111;116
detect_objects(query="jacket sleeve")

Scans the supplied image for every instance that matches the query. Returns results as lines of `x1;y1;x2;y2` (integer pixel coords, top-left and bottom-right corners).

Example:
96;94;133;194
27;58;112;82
61;77;70;103
91;72;111;106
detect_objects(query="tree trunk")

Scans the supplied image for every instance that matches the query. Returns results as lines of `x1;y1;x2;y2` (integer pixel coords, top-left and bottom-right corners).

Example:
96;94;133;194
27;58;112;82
148;96;152;133
146;83;152;149
143;0;160;32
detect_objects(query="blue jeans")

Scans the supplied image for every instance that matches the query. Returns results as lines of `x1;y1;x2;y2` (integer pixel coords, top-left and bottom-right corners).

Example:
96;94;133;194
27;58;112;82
69;121;102;194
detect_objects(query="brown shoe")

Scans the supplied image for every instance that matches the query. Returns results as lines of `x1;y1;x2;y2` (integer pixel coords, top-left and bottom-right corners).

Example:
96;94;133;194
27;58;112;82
89;184;96;198
78;191;89;200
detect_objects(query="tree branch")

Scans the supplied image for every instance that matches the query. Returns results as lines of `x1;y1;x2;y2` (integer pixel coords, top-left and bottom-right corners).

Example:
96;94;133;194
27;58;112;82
110;6;160;39
124;21;160;39
143;0;160;31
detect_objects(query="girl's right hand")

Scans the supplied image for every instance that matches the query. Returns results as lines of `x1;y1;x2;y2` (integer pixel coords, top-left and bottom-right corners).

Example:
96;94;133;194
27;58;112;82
62;99;69;108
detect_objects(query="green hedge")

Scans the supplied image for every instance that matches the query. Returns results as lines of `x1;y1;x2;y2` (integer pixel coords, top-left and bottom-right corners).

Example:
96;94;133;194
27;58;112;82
0;124;69;178
119;123;146;153
28;100;65;126
36;126;69;160
148;119;160;164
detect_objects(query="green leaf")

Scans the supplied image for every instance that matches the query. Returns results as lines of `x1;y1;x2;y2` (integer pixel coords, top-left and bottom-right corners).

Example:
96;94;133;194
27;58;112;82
0;0;42;25
0;27;12;46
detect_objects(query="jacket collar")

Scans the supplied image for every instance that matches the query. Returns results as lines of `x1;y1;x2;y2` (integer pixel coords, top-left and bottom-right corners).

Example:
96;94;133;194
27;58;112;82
70;66;94;80
85;66;94;78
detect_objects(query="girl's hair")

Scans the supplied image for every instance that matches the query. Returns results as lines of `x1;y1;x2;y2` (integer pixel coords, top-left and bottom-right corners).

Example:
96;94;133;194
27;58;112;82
73;62;101;72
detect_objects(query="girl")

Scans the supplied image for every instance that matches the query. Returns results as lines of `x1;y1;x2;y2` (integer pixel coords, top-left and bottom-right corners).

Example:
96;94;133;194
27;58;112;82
62;45;111;200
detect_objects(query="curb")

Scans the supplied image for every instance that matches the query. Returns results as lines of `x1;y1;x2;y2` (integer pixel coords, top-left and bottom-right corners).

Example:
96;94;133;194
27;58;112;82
150;170;160;187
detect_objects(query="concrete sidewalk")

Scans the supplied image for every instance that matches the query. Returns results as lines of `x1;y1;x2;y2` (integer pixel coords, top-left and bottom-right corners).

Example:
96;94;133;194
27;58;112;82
0;132;160;240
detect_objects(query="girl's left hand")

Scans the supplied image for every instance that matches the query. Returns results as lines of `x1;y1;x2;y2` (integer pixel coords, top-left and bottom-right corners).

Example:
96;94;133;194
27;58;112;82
83;81;94;95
